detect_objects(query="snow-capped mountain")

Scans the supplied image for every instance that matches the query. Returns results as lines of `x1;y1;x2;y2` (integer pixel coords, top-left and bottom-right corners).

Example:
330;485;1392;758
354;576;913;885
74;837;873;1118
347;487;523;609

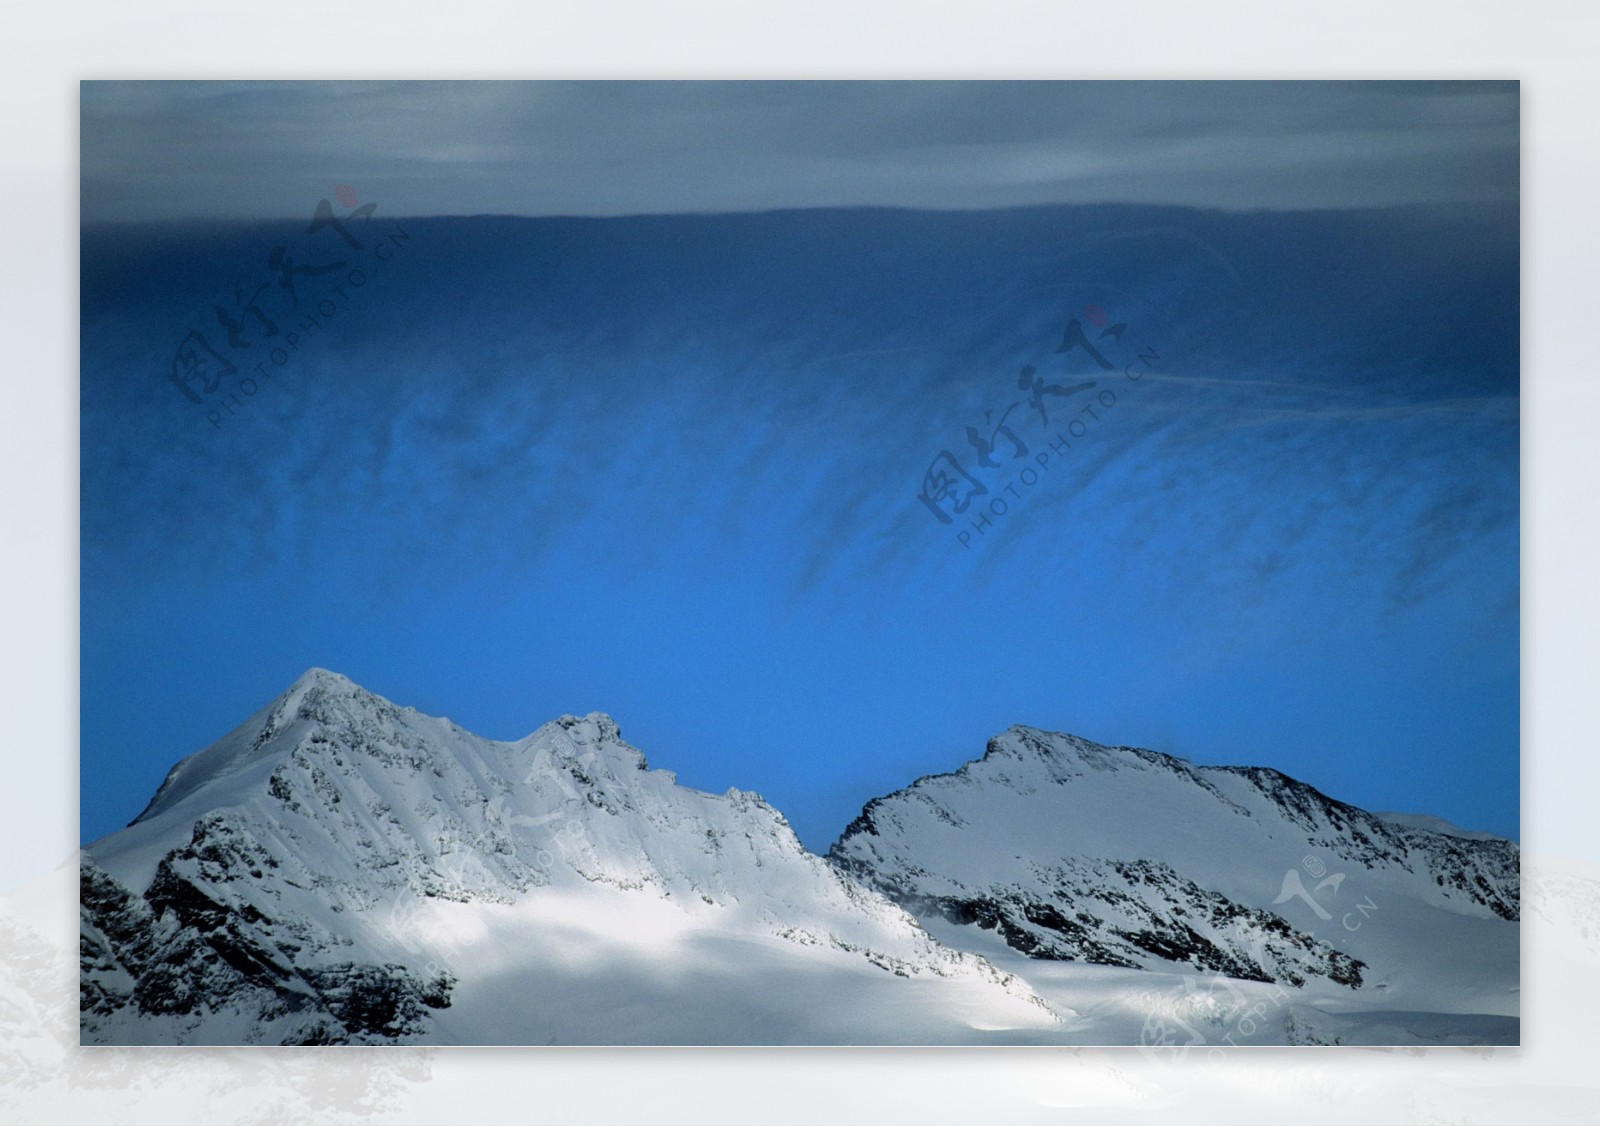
81;672;1518;1045
80;669;1056;1045
829;725;1519;1042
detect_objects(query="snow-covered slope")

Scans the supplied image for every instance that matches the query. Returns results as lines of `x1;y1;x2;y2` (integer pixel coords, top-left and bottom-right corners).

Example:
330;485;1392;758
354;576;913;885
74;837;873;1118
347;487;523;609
81;670;1057;1045
829;725;1519;1041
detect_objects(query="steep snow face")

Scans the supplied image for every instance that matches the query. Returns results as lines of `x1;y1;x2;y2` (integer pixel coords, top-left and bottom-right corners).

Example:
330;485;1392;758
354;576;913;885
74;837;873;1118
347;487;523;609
82;671;1058;1045
830;726;1519;1020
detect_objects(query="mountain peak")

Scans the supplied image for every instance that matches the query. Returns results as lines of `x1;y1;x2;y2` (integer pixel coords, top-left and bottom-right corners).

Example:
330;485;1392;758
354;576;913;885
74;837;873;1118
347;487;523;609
126;668;399;828
983;725;1133;773
536;711;648;772
832;720;1521;1002
288;666;358;692
553;710;624;744
276;666;376;715
87;678;1077;1045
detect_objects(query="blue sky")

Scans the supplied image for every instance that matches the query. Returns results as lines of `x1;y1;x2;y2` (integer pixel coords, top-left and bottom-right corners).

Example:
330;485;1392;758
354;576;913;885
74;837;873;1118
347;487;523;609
80;82;1519;848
